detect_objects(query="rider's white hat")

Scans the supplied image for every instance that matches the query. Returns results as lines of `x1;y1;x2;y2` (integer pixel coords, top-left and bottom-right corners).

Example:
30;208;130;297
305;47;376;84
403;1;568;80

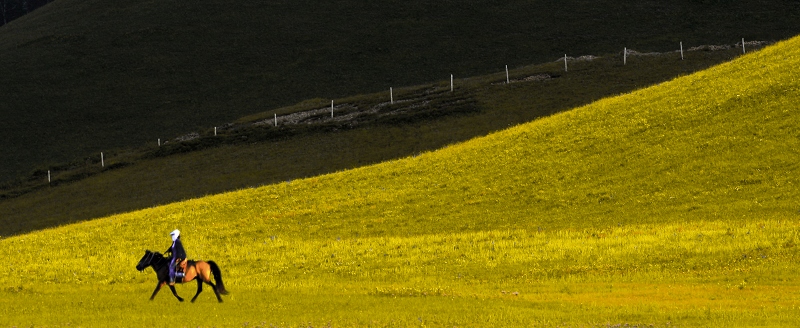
170;229;180;241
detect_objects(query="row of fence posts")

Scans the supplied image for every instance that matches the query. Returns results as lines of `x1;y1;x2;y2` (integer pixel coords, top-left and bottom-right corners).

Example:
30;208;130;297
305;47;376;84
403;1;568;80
46;39;752;185
46;151;103;183
623;38;747;66
199;39;752;131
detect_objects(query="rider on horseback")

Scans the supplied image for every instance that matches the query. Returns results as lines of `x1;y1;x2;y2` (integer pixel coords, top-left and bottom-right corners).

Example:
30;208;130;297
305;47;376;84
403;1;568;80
165;229;187;285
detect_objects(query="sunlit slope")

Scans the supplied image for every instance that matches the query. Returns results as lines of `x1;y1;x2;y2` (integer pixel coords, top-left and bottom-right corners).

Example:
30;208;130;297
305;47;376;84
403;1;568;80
1;32;799;328
2;35;799;285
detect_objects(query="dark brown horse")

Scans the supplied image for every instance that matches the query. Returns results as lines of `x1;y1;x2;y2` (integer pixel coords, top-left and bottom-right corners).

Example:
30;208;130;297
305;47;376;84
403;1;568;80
136;250;229;303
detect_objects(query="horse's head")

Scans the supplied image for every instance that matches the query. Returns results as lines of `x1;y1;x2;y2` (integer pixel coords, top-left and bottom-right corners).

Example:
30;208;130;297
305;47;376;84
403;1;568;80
136;250;160;271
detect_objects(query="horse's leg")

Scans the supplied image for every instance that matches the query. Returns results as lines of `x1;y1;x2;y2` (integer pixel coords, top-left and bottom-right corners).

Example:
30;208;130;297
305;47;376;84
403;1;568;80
198;273;223;303
168;283;184;302
206;279;223;303
191;279;203;303
149;281;164;300
197;264;223;303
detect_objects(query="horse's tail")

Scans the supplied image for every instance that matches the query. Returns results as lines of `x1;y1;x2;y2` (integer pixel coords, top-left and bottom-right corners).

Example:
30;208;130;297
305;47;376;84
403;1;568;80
207;261;229;295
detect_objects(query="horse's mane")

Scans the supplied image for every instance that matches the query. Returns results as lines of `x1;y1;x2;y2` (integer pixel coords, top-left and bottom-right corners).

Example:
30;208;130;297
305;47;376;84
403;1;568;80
146;250;168;263
149;250;192;263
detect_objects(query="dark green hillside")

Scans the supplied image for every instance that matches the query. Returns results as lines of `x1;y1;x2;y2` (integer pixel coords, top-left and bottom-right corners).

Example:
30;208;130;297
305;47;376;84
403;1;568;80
0;45;763;237
0;0;798;182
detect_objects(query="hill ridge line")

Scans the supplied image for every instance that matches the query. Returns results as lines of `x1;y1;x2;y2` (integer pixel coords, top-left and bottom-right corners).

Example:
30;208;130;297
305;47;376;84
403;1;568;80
0;41;771;201
173;41;771;143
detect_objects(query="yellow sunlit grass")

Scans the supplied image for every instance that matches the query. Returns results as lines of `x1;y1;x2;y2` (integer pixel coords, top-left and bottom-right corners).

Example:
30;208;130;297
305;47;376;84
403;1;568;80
1;36;799;326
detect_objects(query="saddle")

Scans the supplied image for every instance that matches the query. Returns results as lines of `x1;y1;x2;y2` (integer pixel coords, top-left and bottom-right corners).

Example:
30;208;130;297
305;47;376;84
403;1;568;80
177;258;188;274
170;258;189;285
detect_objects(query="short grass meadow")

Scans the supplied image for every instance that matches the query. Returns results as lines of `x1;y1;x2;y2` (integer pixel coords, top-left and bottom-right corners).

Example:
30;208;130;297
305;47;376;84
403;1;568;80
1;36;800;327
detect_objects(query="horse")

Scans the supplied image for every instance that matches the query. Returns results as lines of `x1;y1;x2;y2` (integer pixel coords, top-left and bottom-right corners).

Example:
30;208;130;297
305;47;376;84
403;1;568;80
136;250;229;303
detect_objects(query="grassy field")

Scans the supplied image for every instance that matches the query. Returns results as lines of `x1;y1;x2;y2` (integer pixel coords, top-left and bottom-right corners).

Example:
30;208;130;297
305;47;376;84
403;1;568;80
0;44;764;237
0;35;799;326
2;221;799;326
0;0;798;182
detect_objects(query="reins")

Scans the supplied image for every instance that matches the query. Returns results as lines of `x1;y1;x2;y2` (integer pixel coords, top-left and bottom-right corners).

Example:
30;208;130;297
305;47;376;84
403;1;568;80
144;252;169;270
144;251;156;265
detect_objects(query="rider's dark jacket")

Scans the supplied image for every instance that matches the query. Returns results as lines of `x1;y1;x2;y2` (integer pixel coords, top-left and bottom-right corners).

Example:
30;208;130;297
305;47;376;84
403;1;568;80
165;237;186;260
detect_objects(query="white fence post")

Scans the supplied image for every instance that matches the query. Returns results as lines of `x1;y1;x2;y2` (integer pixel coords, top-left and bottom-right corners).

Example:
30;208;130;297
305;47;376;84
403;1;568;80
48;170;51;184
390;87;394;104
274;113;277;127
101;152;104;167
450;74;453;92
505;65;509;84
214;127;217;136
158;138;161;146
331;100;334;118
624;47;627;65
680;42;684;60
741;38;746;54
564;54;568;72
